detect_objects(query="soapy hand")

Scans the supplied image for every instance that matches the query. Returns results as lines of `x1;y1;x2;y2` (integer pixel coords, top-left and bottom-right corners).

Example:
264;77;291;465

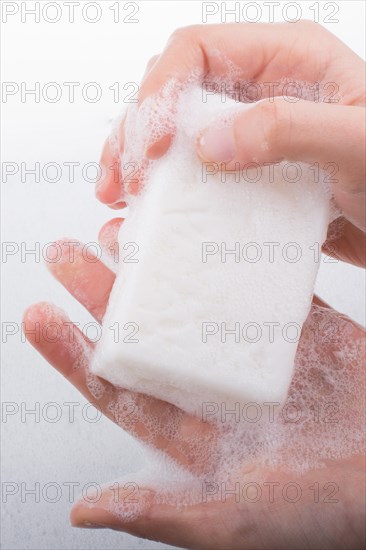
23;223;365;549
23;21;365;549
97;21;365;268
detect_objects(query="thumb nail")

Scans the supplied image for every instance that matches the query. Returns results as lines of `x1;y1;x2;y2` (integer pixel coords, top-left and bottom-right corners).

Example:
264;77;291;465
77;521;107;529
197;126;236;163
71;505;119;530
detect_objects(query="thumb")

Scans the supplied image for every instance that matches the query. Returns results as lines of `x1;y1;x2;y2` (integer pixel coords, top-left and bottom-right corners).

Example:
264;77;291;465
197;99;365;229
70;480;241;549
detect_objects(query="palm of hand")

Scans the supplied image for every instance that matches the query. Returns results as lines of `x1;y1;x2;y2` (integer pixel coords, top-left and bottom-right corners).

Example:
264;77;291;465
24;218;365;550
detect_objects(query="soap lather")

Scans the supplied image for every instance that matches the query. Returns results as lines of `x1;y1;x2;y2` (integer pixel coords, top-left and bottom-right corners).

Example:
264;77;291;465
92;87;330;417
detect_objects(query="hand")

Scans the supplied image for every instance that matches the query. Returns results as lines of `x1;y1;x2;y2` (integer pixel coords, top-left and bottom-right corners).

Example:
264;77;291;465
96;21;366;267
24;220;365;549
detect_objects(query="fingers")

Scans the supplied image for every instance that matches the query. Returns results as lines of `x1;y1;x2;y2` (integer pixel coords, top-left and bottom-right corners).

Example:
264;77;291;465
197;99;366;231
323;217;366;267
23;301;217;472
27;234;219;472
138;21;362;159
139;21;338;103
98;218;124;262
23;302;102;395
197;100;364;182
70;483;236;549
70;457;366;549
98;22;364;196
96;136;126;208
96;55;160;206
22;302;144;427
46;239;116;322
21;301;136;429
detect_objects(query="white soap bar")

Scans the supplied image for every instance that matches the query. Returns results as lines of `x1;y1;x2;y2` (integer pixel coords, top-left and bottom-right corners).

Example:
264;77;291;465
92;88;330;416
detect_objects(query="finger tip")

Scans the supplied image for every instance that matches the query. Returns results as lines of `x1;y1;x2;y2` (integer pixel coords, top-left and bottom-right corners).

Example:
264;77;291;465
23;300;58;320
22;302;45;326
23;301;64;323
70;498;119;531
70;500;88;527
107;200;127;210
22;302;67;345
96;186;126;208
95;162;124;205
98;218;124;244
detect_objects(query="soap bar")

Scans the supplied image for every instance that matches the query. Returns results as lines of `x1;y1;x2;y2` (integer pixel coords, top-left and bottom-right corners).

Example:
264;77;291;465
92;88;330;416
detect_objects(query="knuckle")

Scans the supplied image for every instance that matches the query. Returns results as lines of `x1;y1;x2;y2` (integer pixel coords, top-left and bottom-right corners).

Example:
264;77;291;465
148;54;159;66
146;54;159;71
296;19;331;42
169;24;200;43
257;99;292;152
298;19;316;28
296;19;320;32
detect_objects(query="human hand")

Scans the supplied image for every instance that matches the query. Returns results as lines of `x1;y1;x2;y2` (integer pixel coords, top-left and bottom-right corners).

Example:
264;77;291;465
96;21;365;267
23;220;365;549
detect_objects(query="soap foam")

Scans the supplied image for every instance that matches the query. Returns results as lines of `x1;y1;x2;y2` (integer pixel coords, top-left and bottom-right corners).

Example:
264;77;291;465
93;85;331;416
88;81;364;515
98;302;365;518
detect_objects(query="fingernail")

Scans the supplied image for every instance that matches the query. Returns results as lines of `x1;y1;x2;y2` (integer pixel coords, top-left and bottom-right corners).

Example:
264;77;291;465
197;126;235;163
108;200;127;210
77;521;106;529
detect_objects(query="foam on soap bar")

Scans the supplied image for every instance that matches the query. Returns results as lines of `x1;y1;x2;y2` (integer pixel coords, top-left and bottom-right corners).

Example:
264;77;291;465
92;87;330;417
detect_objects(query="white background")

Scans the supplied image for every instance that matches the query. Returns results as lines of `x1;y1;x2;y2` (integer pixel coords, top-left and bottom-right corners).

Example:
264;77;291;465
1;1;365;549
